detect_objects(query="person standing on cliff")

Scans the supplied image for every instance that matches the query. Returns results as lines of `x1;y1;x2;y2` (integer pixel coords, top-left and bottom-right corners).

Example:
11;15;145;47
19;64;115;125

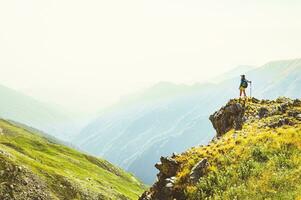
239;75;251;98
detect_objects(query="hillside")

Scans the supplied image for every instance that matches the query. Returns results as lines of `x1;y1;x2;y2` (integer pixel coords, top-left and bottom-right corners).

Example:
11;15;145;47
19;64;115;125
72;58;301;184
0;84;84;140
0;119;145;200
73;82;217;184
140;97;301;200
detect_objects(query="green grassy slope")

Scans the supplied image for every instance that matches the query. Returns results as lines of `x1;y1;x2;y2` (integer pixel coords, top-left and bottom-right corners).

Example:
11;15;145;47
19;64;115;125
182;98;301;199
0;119;145;200
185;127;301;200
140;97;301;200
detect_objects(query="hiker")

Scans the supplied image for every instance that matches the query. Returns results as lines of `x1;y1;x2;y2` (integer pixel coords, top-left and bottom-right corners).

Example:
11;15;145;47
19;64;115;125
239;75;251;98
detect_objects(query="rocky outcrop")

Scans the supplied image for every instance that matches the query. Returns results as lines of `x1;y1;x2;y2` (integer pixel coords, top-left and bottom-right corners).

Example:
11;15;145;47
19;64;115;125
209;97;301;137
258;107;269;118
268;118;294;128
139;97;301;200
155;157;180;178
297;114;301;120
139;156;184;200
189;158;209;183
0;154;53;200
209;101;245;137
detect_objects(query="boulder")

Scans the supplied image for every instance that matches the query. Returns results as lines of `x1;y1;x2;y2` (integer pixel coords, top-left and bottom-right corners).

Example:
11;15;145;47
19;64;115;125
139;192;152;200
165;183;173;188
155;157;180;178
278;103;290;113
165;176;176;184
287;110;301;117
251;97;260;103
293;99;301;107
268;118;293;128
296;114;301;121
210;102;245;137
189;158;209;183
276;97;293;104
258;107;269;118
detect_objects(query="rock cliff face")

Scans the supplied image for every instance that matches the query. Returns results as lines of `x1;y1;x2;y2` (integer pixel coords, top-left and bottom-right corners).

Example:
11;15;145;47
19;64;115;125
140;156;183;200
209;101;245;137
139;97;301;200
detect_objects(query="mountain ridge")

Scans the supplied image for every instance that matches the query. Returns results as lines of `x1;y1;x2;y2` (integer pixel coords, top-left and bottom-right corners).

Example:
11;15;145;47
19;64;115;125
0;83;92;141
73;58;301;184
140;96;301;199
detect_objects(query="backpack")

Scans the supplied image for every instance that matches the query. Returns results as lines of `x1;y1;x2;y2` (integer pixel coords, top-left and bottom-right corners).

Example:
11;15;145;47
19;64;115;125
242;80;248;88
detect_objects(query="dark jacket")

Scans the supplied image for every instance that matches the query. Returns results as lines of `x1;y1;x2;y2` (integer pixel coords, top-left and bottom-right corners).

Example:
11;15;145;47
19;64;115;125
240;78;250;88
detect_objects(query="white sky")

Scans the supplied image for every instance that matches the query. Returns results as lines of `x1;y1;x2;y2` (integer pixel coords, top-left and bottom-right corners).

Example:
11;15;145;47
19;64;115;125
0;0;301;113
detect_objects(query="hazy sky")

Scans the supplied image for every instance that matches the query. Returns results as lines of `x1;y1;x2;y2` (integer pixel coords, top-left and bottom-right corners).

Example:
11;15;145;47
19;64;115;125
0;0;300;112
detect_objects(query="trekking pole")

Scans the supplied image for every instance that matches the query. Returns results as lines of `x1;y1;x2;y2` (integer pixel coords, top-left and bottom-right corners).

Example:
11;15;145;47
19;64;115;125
250;82;252;98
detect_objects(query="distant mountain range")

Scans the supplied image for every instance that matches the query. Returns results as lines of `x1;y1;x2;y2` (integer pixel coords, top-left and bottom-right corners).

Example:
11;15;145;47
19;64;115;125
210;65;254;83
0;85;86;140
1;59;300;184
72;58;301;184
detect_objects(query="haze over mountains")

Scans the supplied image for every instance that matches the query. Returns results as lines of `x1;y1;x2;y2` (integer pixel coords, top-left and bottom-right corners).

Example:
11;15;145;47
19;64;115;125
72;58;301;183
0;85;86;140
1;58;300;184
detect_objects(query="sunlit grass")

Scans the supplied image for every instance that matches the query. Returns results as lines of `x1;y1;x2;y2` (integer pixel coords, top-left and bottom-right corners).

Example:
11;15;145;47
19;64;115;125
0;119;145;200
172;98;301;199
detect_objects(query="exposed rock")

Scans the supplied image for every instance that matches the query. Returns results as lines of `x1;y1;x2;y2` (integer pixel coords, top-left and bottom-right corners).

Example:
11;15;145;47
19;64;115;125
251;97;260;103
287;110;301;117
140;157;183;200
278;103;290;113
209;102;245;137
293;99;301;107
260;99;268;104
189;158;209;183
258;107;269;118
155;157;180;178
165;176;176;184
276;97;293;104
268;118;294;128
0;157;52;200
171;152;178;158
165;182;173;188
140;97;301;200
139;192;152;200
296;114;301;121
